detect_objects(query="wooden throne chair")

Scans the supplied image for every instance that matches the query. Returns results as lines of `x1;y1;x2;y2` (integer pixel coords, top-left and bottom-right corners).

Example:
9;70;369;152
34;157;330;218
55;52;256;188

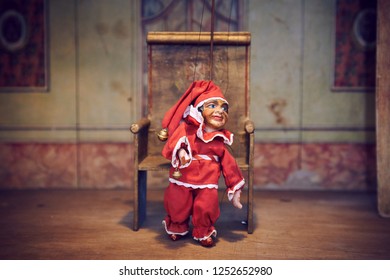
130;31;254;233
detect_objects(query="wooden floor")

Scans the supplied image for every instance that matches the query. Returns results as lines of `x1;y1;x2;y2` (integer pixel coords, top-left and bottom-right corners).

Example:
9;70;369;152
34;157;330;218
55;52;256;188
0;189;389;260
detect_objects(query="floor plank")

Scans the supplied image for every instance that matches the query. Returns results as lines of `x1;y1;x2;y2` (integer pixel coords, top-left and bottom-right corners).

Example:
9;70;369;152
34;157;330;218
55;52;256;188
0;189;389;260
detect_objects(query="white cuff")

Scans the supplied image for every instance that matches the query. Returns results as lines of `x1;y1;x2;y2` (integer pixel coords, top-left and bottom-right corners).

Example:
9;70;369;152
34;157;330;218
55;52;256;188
227;179;245;201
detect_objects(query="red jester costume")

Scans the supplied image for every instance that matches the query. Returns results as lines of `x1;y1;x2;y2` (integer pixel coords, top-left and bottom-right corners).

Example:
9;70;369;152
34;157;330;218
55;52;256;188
160;80;245;247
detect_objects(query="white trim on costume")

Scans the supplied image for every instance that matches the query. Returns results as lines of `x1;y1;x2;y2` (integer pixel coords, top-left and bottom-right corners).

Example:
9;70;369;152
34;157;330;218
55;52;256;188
162;220;189;236
193;229;217;241
227;179;245;201
196;126;234;146
193;154;219;162
184;105;203;123
171;136;192;169
195;97;229;110
169;178;218;189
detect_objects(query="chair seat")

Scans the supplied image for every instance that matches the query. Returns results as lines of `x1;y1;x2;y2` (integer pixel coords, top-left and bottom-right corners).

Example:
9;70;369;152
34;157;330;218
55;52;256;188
138;155;170;171
139;155;249;171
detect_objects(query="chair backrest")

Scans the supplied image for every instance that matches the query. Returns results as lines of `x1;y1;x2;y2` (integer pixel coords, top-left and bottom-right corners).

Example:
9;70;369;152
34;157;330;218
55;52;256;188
146;32;251;160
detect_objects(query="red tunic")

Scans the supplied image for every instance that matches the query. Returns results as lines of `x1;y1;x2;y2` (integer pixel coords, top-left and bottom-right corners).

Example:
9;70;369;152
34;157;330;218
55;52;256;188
162;117;245;199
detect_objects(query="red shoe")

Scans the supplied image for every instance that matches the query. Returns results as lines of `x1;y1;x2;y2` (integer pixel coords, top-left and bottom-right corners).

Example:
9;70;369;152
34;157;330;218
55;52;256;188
169;234;182;241
199;236;214;247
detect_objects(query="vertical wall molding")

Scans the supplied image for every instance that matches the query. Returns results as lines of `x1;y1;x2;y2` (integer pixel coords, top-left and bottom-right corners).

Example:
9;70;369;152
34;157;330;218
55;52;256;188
130;0;142;122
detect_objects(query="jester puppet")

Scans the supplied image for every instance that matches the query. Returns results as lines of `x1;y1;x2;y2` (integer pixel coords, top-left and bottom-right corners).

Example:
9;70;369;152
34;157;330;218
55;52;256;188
160;80;245;247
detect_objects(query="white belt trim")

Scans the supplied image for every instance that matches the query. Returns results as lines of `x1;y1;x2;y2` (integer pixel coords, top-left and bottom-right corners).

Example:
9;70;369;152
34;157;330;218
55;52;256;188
193;154;219;162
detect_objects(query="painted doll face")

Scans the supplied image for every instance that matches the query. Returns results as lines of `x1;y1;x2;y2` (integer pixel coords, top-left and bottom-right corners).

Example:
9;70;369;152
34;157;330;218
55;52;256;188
202;99;229;131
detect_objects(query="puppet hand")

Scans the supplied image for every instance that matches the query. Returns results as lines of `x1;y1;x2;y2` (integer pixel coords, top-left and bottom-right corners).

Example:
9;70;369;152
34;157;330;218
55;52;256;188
232;190;242;209
178;148;190;165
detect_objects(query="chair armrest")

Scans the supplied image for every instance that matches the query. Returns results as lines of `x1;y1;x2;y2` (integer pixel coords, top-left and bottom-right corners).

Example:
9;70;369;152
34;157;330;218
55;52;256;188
130;118;151;134
244;119;255;134
131;118;151;163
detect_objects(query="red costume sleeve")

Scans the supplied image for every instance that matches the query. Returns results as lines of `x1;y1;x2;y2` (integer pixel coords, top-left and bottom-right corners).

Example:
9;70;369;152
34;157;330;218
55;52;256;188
162;121;193;169
220;146;245;200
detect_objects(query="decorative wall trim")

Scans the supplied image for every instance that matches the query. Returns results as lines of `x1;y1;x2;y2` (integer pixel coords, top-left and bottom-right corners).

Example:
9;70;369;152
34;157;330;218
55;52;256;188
0;126;130;131
255;126;376;132
0;142;376;191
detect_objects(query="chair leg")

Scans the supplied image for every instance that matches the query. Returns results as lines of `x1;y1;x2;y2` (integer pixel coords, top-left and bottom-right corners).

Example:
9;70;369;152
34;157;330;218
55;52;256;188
247;182;254;234
133;170;147;231
247;169;254;234
138;170;147;227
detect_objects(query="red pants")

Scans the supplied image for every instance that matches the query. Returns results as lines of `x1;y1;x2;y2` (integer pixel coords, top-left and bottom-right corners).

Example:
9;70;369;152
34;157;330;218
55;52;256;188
163;182;220;240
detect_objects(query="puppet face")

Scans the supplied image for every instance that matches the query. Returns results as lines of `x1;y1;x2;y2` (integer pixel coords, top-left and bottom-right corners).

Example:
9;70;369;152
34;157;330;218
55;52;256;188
201;99;229;131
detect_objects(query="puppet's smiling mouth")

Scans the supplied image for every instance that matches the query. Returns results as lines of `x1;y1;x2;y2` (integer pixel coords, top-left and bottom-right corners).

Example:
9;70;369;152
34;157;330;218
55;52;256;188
212;115;223;121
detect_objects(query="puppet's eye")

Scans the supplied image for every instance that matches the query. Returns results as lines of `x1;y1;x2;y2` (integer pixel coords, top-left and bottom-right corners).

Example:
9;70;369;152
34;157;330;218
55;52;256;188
207;103;216;109
222;104;229;113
